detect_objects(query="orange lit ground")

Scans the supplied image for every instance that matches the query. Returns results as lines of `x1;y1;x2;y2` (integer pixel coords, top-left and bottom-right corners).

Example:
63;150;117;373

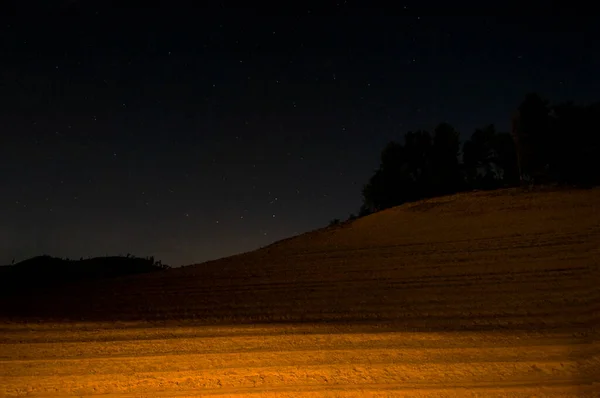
1;188;598;397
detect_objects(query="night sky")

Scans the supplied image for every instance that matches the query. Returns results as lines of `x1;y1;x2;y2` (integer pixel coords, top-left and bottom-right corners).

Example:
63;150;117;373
2;7;599;266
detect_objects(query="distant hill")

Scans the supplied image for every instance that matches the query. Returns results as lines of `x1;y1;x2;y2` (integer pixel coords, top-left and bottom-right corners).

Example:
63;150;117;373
0;255;169;296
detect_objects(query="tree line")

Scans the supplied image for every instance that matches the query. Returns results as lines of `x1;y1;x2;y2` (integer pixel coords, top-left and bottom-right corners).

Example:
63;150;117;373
332;93;600;223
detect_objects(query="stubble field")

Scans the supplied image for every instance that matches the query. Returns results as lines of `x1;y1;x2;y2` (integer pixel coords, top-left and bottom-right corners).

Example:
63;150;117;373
1;188;598;397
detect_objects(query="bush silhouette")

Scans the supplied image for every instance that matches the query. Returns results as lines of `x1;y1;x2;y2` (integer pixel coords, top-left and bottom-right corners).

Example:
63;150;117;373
328;218;341;227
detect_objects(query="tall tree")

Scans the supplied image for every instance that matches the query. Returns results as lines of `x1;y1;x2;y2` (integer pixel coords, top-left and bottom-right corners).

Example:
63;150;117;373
462;125;519;189
404;130;432;199
463;124;496;187
362;141;413;212
491;132;520;185
550;101;600;186
511;93;551;185
431;123;462;195
359;92;600;218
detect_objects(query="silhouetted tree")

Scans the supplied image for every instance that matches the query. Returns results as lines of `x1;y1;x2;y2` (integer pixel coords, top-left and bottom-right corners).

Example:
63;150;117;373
462;125;519;189
404;130;433;198
548;101;600;186
361;170;398;213
357;203;372;218
509;94;600;187
584;102;600;185
511;93;552;185
463;124;497;188
492;132;520;185
362;141;415;211
431;123;463;195
362;124;465;212
359;92;599;216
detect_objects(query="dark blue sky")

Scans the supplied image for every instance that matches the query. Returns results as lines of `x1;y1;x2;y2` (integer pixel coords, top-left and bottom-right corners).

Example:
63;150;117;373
1;8;599;266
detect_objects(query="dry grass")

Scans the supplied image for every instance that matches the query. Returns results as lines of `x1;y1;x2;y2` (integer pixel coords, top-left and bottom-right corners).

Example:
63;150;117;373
1;187;598;397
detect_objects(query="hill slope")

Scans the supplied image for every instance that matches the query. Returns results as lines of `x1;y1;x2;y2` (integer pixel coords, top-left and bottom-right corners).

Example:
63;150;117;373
1;187;598;329
1;188;598;397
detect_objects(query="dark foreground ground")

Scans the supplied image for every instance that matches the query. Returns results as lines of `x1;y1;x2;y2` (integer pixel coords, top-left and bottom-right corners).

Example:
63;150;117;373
1;188;598;397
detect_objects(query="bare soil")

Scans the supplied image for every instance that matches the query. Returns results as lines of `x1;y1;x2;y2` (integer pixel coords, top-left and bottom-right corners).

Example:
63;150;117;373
1;188;598;397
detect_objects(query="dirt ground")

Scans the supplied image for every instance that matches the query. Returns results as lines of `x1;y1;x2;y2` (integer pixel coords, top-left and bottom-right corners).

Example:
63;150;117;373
1;188;599;396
